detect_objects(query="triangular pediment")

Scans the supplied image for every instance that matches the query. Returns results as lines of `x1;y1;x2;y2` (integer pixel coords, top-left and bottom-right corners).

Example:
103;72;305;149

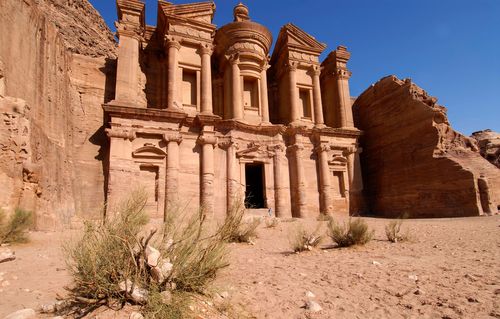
159;1;215;24
283;24;326;51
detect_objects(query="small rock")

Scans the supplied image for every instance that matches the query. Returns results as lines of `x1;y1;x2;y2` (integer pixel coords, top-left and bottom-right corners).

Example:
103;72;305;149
372;261;381;266
433;244;439;248
305;300;322;312
465;273;477;281
160;290;172;304
219;291;229;299
408;274;418;281
40;303;56;313
0;249;16;263
145;245;161;267
119;279;134;292
2;280;11;287
129;311;144;319
494;288;500;295
467;297;479;303
4;308;36;319
131;287;148;304
51;317;64;319
414;288;424;295
305;291;315;298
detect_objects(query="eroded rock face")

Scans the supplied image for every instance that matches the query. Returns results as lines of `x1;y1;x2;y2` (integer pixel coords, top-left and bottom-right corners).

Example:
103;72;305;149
353;76;500;217
472;130;500;168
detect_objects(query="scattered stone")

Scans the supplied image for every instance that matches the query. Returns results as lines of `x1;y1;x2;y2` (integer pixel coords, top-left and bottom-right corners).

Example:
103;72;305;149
494;288;500;295
464;273;478;281
305;291;315;298
40;303;56;313
119;279;134;292
2;280;11;287
160;290;172;304
433;244;439;248
372;260;381;266
219;291;229;299
4;308;36;319
414;288;424;295
467;297;479;303
145;245;161;267
0;249;16;263
129;311;144;319
408;274;418;281
131;287;148;304
304;300;322;312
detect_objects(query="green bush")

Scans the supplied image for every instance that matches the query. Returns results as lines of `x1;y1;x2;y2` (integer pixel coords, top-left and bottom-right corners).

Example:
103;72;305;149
0;208;33;244
327;218;374;247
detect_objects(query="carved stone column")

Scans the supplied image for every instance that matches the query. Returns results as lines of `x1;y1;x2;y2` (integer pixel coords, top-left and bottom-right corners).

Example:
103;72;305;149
288;62;299;124
269;144;290;218
260;62;270;123
316;144;333;215
288;143;307;217
336;68;353;128
164;132;182;215
344;146;364;215
220;139;239;214
311;66;325;127
167;38;181;109
200;44;213;114
115;29;141;104
230;55;243;119
198;134;218;215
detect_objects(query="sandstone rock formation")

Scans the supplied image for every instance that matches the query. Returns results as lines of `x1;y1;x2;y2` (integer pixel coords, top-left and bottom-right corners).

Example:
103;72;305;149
0;0;116;229
353;76;499;217
472;129;500;168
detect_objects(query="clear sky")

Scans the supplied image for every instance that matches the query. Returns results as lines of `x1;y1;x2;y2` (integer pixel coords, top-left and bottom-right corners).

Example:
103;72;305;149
88;0;499;135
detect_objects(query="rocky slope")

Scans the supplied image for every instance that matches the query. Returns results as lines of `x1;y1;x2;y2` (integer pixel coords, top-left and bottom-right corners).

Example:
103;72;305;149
472;129;500;168
353;76;499;217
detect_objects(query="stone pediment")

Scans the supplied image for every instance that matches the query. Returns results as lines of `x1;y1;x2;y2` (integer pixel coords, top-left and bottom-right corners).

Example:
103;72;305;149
132;144;167;159
236;143;273;159
159;1;215;26
274;23;326;56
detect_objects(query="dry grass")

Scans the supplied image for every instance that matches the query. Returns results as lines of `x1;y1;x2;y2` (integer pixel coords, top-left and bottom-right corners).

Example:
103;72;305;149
0;208;33;244
64;190;232;317
290;224;323;252
385;219;410;243
219;199;260;243
264;217;280;229
327;218;374;247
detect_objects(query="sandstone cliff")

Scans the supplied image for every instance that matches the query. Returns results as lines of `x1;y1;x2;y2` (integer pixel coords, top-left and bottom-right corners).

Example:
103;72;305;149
472;129;500;169
353;76;499;218
0;0;116;229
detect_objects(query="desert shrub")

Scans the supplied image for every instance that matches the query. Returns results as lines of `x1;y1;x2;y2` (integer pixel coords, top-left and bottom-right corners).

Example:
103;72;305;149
290;224;323;252
218;199;260;243
327;218;374;247
0;208;33;244
264;217;280;229
64;190;231;317
385;218;410;243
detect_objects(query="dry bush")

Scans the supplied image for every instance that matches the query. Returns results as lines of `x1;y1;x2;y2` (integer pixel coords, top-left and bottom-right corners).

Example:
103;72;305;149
327;218;374;247
218;199;260;243
0;208;33;244
264;217;280;229
64;190;231;317
290;224;323;252
385;219;410;243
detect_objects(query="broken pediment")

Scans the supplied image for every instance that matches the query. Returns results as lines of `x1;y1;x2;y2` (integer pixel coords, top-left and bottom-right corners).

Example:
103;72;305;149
272;23;326;60
132;144;167;159
236;143;273;159
158;1;216;40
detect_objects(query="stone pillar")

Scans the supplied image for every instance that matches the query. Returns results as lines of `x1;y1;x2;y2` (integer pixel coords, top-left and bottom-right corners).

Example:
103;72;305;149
220;139;240;213
230;55;243;119
316;144;333;215
167;38;181;110
198;134;218;215
311;66;325;127
288;143;307;217
336;69;353;128
200;44;213;114
260;62;270;123
288;62;299;124
164;132;182;215
269;144;290;218
114;30;141;104
345;146;364;215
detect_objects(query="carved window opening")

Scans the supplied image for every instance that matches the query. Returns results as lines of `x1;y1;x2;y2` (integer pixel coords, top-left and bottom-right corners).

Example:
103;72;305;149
299;88;312;119
182;68;197;107
243;77;259;110
139;165;160;213
244;163;266;208
332;171;346;198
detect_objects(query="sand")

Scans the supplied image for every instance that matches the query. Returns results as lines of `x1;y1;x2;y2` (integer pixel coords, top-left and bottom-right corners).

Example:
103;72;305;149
1;216;499;318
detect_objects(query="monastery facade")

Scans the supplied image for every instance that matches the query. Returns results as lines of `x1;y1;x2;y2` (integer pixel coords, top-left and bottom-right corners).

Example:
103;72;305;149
104;0;364;219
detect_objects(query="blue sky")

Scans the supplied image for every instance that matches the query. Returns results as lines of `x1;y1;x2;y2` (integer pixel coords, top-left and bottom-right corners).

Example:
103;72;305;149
89;0;499;135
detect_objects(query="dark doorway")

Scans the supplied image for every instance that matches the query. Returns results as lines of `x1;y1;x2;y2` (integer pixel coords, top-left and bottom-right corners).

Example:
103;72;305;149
245;163;266;208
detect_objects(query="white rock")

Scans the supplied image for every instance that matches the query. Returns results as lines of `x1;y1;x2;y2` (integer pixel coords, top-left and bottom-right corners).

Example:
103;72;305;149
305;300;322;312
119;279;134;292
151;259;173;283
305;291;315;299
145;245;161;267
0;249;16;263
160;290;172;304
131;287;148;304
40;303;55;313
4;308;36;319
129;311;144;319
219;291;229;299
2;280;10;287
372;261;381;266
408;274;418;281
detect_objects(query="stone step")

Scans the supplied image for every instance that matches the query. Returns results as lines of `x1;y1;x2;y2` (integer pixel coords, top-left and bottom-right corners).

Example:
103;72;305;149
245;208;272;218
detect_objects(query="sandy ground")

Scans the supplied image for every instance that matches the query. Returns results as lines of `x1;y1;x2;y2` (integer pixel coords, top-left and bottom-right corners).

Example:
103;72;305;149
0;216;499;318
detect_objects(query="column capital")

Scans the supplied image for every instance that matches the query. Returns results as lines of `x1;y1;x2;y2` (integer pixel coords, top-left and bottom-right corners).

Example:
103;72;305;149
163;132;182;144
267;144;286;154
286;61;298;72
198;134;218;147
342;146;356;156
226;53;240;65
199;43;214;56
334;68;352;80
287;143;304;154
218;139;239;150
315;144;330;154
166;37;181;50
310;65;321;76
105;128;136;141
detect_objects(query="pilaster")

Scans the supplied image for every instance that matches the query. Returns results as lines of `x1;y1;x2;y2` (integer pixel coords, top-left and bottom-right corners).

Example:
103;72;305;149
163;132;182;216
315;143;333;215
198;133;218;215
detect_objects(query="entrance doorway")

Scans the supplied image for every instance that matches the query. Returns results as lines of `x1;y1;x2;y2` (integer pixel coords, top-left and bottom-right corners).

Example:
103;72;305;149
245;163;266;208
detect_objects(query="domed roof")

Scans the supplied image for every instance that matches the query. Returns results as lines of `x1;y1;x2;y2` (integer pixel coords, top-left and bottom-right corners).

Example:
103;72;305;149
215;3;272;58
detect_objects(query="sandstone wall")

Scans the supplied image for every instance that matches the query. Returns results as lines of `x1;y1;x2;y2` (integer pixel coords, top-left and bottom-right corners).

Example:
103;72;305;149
472;129;500;168
0;0;116;229
353;76;500;218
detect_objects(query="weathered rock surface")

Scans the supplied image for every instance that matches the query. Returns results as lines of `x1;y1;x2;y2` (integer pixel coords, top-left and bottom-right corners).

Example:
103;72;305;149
0;0;115;229
472;129;500;168
4;308;36;319
353;76;500;217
